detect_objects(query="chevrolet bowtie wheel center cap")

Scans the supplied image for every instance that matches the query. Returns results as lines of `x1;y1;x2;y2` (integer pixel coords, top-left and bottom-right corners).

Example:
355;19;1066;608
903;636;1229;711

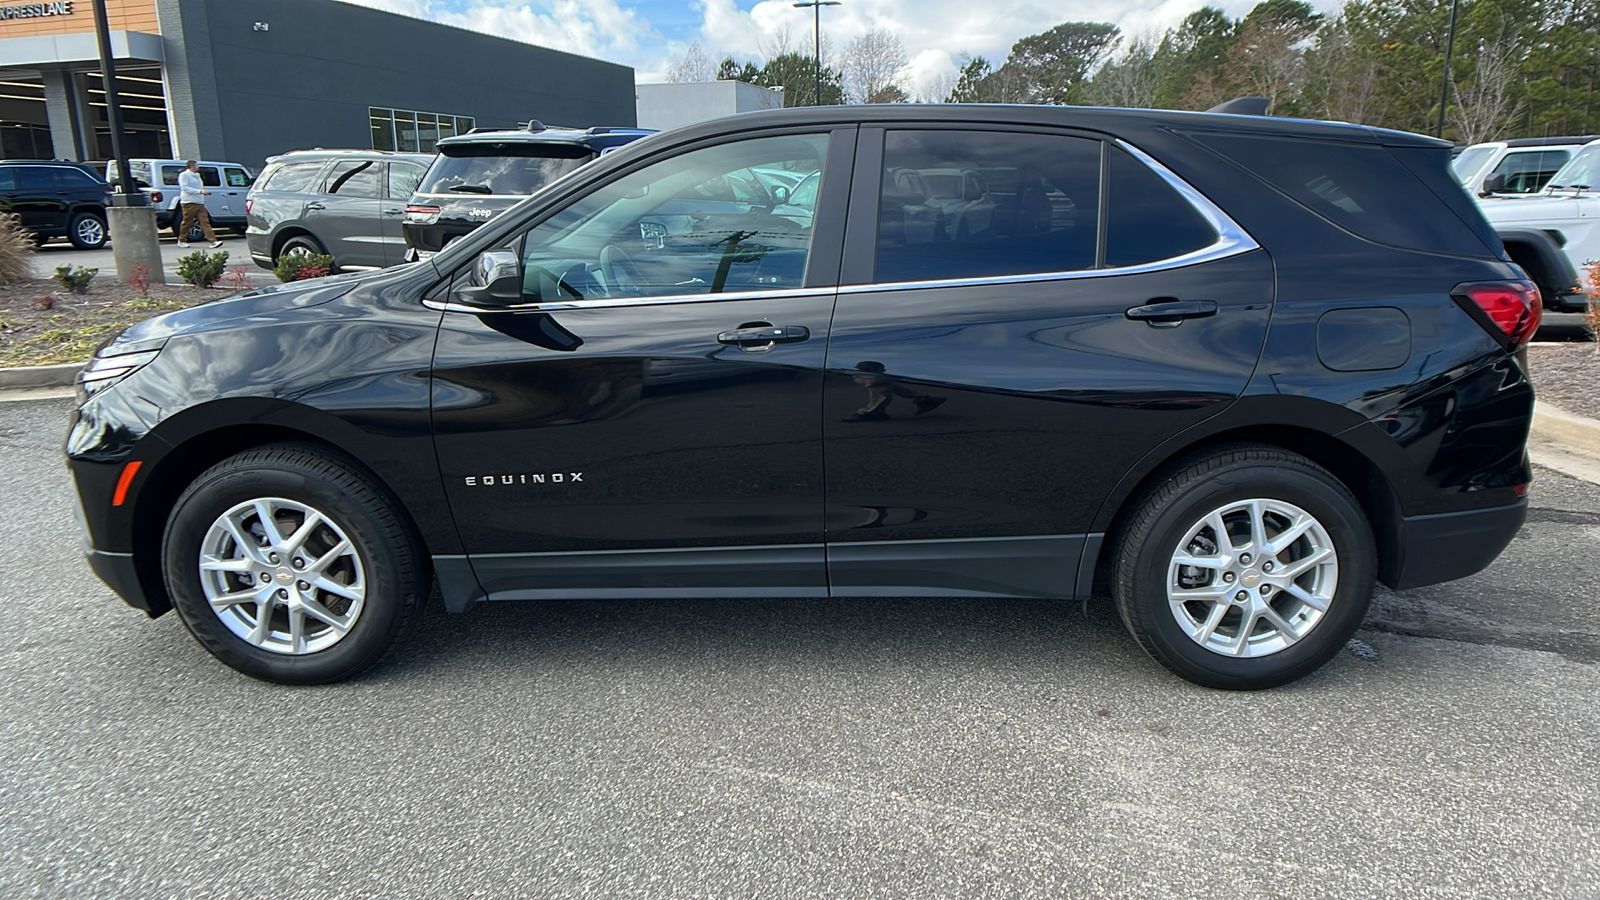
1240;569;1263;589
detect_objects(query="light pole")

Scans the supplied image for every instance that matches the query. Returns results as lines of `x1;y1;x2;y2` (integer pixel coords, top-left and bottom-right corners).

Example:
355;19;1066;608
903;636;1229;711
792;0;840;106
1436;0;1460;138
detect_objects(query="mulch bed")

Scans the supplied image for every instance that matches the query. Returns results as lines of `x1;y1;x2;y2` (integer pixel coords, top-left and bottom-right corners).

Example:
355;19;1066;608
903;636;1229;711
1528;343;1600;421
0;278;243;367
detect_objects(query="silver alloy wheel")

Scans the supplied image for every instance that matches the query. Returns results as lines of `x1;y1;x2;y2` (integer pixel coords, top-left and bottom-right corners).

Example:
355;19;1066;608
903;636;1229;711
282;243;314;259
76;216;104;245
197;497;367;655
1166;498;1338;657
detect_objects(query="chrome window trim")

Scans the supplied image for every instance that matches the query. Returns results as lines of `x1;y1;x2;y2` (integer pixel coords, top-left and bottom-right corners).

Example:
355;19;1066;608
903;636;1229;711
427;136;1260;313
424;284;828;314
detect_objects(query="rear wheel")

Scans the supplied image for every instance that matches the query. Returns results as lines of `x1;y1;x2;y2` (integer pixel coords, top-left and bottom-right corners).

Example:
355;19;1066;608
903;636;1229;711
277;234;325;263
162;445;426;684
68;212;107;249
1112;445;1375;690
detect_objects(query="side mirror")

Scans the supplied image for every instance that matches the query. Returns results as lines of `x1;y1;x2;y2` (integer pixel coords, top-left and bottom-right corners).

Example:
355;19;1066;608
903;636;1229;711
771;184;790;204
458;250;522;305
1480;173;1507;196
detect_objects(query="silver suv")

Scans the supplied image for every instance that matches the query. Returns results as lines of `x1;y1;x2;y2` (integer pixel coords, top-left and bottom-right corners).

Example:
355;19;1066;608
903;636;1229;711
245;149;432;271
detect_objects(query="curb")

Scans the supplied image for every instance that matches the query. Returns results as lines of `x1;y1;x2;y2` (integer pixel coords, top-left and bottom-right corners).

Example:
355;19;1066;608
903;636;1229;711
0;362;81;389
1533;401;1600;456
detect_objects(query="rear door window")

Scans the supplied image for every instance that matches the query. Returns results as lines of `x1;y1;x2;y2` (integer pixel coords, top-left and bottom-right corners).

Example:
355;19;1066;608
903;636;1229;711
1105;147;1216;267
16;167;53;190
388;161;426;200
875;129;1101;283
197;166;222;187
52;167;102;190
0;169;13;191
1189;132;1493;256
323;160;382;198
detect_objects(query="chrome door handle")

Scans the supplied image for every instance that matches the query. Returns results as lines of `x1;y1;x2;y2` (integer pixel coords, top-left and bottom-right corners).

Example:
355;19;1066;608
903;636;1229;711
1125;299;1218;327
305;202;326;211
717;325;809;345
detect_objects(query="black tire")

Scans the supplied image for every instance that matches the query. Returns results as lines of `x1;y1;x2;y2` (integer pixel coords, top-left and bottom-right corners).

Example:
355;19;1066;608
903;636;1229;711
1111;445;1376;690
161;444;427;684
277;234;325;264
67;212;107;249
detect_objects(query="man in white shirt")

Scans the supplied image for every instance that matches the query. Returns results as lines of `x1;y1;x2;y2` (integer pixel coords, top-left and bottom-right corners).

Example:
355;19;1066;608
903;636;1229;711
176;160;223;248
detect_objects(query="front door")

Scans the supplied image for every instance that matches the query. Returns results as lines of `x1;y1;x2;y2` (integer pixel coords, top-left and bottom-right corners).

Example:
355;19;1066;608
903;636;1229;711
431;129;851;600
822;127;1273;598
218;166;252;220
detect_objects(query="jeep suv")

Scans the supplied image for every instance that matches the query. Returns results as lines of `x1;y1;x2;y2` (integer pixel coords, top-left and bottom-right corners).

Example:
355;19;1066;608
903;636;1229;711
1479;138;1600;298
1453;135;1598;197
245;149;433;270
68;105;1535;690
402;123;651;260
0;159;112;248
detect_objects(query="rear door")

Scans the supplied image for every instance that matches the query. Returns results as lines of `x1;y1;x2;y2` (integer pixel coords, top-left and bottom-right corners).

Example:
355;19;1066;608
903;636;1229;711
7;166;66;233
304;159;384;267
822;126;1273;598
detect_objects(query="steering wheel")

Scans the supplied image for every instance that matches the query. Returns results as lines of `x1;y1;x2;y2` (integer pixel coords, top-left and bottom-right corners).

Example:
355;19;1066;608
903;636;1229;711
599;244;646;297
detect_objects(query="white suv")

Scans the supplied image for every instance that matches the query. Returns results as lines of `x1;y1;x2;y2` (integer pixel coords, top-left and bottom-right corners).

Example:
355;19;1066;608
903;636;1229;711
1478;139;1600;295
1454;136;1596;198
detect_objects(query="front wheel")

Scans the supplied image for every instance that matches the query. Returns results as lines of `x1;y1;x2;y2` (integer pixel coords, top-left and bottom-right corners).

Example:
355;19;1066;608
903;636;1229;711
1111;445;1376;690
162;445;427;683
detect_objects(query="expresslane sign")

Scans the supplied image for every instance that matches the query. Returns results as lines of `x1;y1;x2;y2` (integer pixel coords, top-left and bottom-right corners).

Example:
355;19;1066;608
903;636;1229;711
1;1;75;20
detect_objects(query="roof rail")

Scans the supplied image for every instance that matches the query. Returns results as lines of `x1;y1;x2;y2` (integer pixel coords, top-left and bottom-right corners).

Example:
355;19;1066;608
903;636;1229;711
1206;96;1271;116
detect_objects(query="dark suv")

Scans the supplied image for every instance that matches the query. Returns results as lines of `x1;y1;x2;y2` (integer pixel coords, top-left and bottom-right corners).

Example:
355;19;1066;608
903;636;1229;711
68;105;1536;689
0;159;112;249
402;123;651;260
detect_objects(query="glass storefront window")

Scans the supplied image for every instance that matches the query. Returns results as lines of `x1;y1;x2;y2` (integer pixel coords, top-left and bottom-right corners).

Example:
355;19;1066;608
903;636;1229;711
370;108;395;152
417;113;438;153
394;110;418;152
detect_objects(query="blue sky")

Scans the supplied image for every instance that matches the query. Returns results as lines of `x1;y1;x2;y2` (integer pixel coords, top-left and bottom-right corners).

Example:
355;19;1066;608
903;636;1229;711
337;0;1320;90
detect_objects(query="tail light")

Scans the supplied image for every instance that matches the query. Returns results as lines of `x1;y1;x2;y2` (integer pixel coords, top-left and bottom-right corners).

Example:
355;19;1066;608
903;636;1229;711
405;205;441;225
245;198;252;215
1451;281;1541;348
150;190;162;203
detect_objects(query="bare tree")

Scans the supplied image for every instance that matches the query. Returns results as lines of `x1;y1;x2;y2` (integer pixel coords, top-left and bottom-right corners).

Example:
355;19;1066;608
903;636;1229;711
1223;17;1316;114
915;69;956;104
667;42;715;83
1085;35;1163;108
1450;29;1527;144
1305;18;1385;125
841;27;909;104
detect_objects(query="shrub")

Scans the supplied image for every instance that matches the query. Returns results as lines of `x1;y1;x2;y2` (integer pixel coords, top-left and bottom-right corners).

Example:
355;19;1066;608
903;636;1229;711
1586;260;1600;349
128;262;152;297
221;265;254;292
52;265;97;294
0;212;34;284
177;249;229;288
275;252;336;283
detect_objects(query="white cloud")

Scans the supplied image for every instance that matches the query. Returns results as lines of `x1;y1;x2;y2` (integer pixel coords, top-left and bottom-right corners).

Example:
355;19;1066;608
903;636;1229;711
339;0;1345;86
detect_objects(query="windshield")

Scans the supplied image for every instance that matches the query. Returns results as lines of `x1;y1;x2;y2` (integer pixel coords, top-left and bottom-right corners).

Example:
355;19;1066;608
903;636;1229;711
1545;144;1599;190
1451;146;1497;184
418;145;592;196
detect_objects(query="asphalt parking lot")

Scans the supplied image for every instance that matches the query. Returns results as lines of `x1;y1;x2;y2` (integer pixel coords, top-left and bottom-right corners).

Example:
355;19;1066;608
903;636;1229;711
1;394;1596;899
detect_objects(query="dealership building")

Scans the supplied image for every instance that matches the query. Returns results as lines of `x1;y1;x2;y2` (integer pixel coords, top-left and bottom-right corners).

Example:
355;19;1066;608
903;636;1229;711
0;0;637;170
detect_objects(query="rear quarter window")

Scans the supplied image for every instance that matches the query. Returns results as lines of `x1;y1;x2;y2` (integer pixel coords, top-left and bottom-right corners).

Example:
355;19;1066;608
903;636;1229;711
258;162;326;193
1187;131;1495;257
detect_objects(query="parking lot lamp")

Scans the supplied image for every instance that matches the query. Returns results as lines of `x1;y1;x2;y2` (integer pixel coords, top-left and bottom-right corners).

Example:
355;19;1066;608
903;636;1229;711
1436;0;1460;138
792;0;841;106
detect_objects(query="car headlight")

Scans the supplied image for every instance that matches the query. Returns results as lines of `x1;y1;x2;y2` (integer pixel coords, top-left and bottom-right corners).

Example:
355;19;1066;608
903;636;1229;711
79;347;162;397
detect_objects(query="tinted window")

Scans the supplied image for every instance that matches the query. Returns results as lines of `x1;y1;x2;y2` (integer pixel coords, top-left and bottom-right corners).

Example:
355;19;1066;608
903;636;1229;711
1191;132;1492;256
420;144;591;196
388;162;425;199
161;165;183;186
16;167;53;190
1489;150;1570;193
513;134;827;302
323;160;381;198
259;161;324;193
0;168;13;191
1106;148;1216;267
197;166;221;188
876;130;1101;283
52;167;102;189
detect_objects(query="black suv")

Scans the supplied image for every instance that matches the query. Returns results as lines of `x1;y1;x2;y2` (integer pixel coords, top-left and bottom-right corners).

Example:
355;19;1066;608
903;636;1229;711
0;159;112;249
402;123;651;260
68;105;1536;690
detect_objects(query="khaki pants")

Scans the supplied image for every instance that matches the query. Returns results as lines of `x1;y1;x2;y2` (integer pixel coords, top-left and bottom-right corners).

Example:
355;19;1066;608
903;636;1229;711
178;202;217;243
